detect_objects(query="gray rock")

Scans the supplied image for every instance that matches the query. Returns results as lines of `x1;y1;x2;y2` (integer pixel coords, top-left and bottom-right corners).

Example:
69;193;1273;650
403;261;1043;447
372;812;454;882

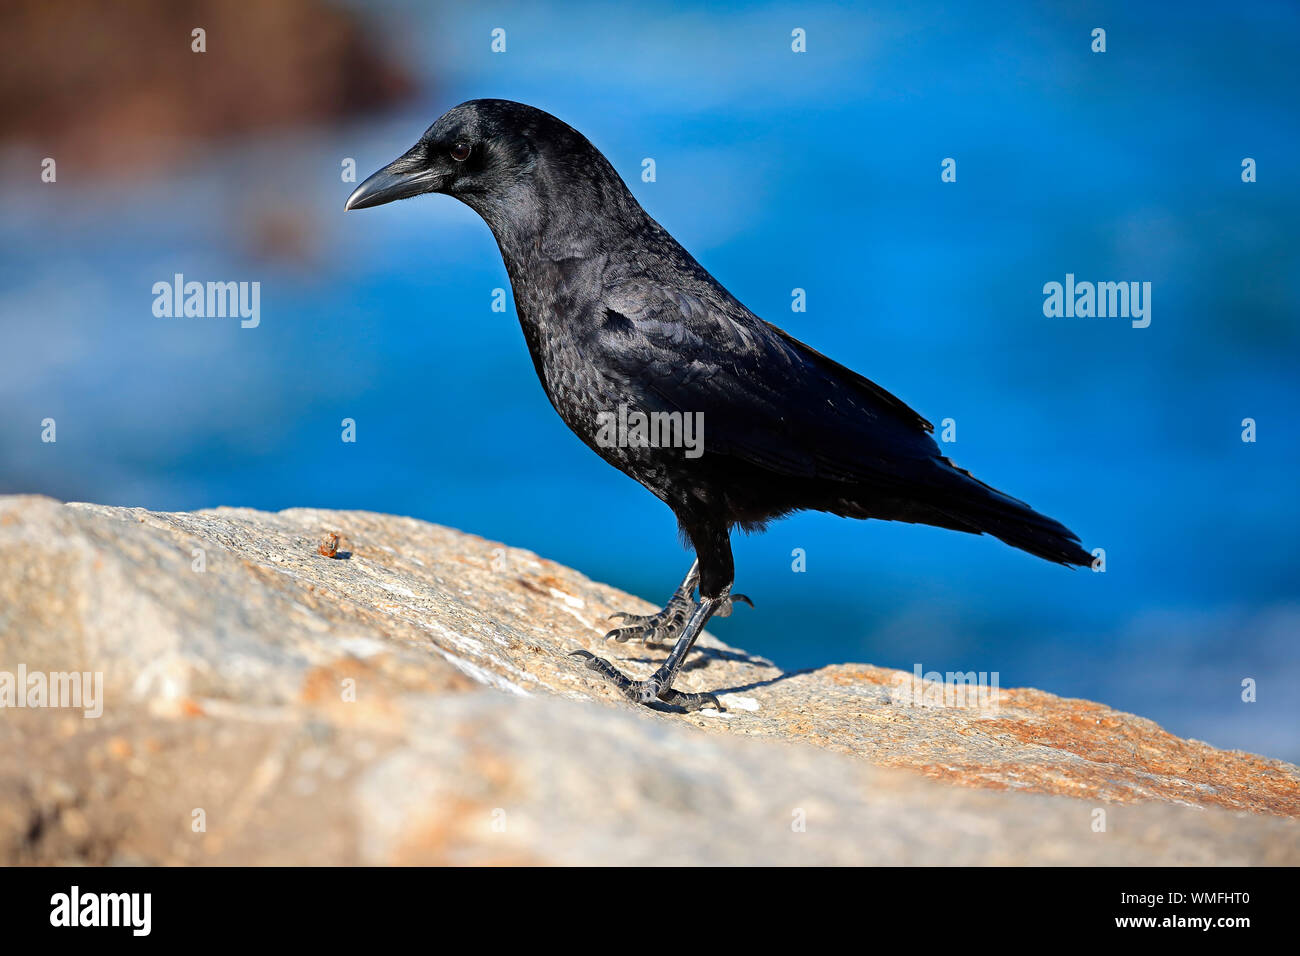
1;495;1296;864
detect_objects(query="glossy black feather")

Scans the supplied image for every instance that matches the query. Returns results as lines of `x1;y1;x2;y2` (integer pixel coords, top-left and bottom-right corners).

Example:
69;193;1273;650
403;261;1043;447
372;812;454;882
357;99;1091;595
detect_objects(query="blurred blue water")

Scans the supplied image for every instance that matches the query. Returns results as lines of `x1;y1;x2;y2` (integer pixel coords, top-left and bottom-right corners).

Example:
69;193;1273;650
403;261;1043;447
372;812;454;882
2;1;1298;758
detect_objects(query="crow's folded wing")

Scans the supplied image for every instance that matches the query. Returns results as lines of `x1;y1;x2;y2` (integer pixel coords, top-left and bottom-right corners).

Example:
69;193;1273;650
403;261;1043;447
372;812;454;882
587;283;946;488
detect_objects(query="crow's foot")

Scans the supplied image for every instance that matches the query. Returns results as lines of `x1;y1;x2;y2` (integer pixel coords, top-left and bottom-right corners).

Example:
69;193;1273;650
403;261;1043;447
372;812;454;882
568;649;723;712
605;592;751;645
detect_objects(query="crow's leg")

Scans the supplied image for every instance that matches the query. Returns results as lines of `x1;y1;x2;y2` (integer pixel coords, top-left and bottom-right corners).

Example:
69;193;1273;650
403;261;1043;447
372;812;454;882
574;523;738;712
604;560;751;645
571;593;724;712
644;595;726;711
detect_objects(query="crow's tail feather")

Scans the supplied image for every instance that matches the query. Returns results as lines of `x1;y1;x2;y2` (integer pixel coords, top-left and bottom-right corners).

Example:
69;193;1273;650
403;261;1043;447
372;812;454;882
925;461;1092;567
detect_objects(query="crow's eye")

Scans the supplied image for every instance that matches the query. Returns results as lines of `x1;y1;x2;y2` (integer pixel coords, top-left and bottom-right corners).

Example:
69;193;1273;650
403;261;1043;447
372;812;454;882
450;142;471;162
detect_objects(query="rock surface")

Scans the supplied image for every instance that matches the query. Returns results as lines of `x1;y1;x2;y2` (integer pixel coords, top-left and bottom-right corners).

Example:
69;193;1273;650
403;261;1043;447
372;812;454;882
1;495;1297;865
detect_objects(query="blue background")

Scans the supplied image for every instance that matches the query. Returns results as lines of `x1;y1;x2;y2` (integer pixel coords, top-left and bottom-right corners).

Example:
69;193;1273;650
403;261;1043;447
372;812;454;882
2;1;1298;759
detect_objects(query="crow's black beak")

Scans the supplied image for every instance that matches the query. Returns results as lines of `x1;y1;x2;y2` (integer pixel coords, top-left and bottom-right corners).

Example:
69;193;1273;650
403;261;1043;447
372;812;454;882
345;148;444;210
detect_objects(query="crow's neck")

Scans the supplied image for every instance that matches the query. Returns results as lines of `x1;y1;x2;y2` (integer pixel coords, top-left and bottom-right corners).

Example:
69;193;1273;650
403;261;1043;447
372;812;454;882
465;170;647;315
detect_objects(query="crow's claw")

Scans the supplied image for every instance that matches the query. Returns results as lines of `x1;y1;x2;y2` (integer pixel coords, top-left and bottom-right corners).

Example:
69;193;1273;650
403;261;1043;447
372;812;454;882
712;593;753;618
658;688;724;712
604;601;692;645
605;590;751;643
569;649;725;712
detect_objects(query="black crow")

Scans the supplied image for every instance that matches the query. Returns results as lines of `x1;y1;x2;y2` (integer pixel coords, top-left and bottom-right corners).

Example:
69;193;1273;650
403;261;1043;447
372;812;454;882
346;99;1090;713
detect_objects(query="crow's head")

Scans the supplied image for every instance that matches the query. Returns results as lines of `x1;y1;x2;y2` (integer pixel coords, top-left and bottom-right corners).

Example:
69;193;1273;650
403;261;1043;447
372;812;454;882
345;99;629;231
345;98;608;205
